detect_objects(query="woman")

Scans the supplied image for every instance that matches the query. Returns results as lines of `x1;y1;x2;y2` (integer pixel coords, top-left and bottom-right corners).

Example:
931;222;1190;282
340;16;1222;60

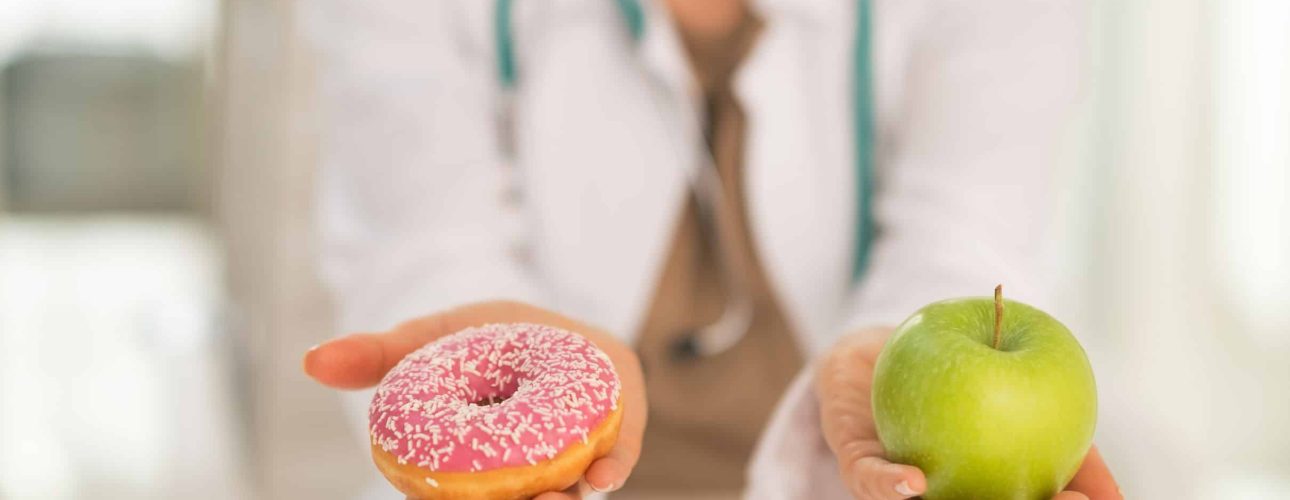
302;0;1120;498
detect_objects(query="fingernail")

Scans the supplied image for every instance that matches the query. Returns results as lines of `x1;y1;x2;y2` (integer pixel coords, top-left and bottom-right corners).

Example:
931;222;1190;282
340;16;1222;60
590;481;616;493
895;480;917;496
302;345;320;372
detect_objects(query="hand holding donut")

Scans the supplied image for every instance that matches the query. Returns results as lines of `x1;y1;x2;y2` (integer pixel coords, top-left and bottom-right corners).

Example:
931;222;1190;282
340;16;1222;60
815;327;1122;500
304;301;648;499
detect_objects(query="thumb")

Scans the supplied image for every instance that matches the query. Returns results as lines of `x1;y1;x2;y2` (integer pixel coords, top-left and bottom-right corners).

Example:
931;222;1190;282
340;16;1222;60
844;455;926;500
816;327;929;499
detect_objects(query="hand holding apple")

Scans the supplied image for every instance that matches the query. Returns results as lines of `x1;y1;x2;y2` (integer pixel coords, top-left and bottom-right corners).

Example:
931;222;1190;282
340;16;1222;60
816;287;1123;500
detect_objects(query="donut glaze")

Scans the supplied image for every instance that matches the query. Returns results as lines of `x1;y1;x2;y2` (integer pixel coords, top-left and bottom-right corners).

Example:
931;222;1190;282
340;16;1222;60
369;323;622;475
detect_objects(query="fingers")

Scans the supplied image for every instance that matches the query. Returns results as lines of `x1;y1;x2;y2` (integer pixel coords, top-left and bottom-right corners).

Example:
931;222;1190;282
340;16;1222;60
532;492;577;500
816;355;876;456
582;352;647;492
1054;492;1090;500
815;328;892;455
533;478;590;500
816;327;883;475
581;360;646;493
816;327;925;500
583;455;630;493
305;325;445;389
845;456;926;499
815;347;928;500
1064;445;1123;500
303;333;388;389
303;301;562;389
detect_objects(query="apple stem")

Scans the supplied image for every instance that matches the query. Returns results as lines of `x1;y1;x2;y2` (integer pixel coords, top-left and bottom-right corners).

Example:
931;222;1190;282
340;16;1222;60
993;284;1004;350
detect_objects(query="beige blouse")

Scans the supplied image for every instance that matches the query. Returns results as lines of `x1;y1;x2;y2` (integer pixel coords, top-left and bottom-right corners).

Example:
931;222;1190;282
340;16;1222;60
621;9;804;498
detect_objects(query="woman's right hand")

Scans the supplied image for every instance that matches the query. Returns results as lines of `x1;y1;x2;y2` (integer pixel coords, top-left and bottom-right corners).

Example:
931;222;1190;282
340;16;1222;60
303;300;648;499
816;327;1122;500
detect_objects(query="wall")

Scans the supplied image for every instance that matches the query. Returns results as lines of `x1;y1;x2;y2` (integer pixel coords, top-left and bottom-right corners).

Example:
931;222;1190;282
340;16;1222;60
216;0;372;498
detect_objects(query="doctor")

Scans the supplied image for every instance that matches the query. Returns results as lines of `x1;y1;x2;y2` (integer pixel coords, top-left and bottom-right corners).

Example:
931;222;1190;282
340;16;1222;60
302;0;1121;498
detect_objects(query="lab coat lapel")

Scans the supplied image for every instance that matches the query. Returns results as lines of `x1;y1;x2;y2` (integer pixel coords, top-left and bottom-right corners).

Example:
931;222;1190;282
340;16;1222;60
737;0;856;354
520;0;693;341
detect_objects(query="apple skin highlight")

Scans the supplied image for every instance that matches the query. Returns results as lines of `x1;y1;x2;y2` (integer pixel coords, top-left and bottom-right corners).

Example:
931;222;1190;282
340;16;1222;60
872;295;1097;500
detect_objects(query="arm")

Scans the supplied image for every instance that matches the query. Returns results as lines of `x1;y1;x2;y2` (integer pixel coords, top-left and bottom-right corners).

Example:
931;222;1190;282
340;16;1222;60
302;7;648;497
305;0;542;333
750;1;1121;498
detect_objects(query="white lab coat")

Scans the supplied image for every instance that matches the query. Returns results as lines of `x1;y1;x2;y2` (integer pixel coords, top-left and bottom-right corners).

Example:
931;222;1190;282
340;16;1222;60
304;0;1086;498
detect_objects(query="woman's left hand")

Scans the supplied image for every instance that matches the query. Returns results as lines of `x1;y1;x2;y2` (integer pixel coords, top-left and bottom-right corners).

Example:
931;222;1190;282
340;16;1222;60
303;300;648;499
817;327;1123;500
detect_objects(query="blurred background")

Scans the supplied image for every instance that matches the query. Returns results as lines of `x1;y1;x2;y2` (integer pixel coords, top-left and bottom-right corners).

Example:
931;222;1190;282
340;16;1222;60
0;0;1286;499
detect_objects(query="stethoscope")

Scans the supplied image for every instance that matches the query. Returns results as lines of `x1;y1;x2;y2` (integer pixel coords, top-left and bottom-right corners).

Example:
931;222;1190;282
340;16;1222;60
494;0;875;359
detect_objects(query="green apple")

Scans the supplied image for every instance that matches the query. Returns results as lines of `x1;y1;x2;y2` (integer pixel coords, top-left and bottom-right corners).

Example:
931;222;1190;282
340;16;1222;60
872;286;1097;500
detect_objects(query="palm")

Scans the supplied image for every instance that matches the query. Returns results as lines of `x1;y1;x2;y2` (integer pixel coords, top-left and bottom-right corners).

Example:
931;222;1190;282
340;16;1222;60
817;328;1122;500
304;301;647;500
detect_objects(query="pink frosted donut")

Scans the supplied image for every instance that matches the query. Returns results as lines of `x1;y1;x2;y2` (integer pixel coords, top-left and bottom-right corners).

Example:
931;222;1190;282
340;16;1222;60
369;323;623;499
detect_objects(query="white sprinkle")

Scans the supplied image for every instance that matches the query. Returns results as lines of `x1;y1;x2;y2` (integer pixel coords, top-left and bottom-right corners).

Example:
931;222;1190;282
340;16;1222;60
368;323;621;472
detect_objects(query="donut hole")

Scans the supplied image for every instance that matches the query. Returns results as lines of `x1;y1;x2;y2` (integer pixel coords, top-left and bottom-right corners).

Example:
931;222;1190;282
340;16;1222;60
470;394;510;407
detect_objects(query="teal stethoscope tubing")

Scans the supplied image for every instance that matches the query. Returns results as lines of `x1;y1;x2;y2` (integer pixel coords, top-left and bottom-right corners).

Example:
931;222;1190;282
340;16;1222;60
494;0;875;350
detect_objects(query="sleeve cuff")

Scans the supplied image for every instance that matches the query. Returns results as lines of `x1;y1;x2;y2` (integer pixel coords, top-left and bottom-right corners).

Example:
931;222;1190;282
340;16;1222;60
744;367;851;500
